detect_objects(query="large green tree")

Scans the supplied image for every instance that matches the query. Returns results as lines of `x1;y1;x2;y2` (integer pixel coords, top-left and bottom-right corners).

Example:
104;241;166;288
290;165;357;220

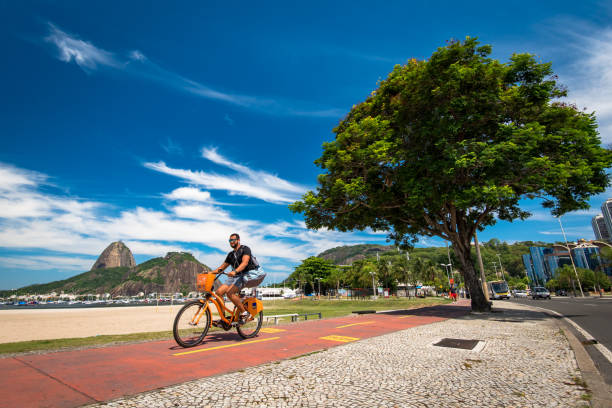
290;37;612;311
288;256;338;295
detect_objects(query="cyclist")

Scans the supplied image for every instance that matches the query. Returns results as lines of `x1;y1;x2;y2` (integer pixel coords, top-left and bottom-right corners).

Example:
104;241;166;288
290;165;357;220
211;233;264;325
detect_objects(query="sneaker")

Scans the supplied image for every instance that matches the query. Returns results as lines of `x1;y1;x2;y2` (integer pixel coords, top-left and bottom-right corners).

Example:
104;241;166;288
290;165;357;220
239;311;250;325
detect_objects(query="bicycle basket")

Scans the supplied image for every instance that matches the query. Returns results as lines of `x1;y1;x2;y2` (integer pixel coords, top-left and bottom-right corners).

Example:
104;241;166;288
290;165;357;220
197;273;215;292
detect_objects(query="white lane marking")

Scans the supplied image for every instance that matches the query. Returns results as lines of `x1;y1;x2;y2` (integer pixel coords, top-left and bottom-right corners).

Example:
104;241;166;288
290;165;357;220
529;304;612;365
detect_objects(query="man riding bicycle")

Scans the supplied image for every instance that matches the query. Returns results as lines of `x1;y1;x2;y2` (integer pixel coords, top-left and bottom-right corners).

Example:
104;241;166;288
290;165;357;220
211;233;265;325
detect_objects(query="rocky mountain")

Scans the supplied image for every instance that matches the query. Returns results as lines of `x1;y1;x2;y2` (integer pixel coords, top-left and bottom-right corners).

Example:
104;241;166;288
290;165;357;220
91;241;136;270
110;252;211;296
318;244;394;265
4;246;211;297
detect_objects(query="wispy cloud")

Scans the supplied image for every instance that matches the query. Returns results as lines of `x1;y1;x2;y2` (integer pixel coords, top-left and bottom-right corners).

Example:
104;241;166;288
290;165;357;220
44;23;120;71
0;255;94;271
144;149;306;204
42;22;344;118
547;23;612;144
160;137;183;155
223;114;235;126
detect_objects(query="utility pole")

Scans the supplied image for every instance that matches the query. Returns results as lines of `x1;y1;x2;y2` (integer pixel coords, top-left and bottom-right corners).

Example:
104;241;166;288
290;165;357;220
492;262;499;280
496;253;507;283
474;231;490;301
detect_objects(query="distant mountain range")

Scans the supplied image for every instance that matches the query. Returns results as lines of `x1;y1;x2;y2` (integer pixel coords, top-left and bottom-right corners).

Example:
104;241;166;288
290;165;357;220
2;242;211;297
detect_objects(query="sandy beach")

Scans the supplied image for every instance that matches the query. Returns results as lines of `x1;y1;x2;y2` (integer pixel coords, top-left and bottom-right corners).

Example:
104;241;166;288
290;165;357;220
0;304;227;343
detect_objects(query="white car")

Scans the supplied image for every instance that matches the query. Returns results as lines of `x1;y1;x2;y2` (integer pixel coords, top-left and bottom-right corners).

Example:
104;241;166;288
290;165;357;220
513;290;528;298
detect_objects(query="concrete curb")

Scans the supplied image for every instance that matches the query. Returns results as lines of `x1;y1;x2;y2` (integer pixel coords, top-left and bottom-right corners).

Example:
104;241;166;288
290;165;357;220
505;302;612;408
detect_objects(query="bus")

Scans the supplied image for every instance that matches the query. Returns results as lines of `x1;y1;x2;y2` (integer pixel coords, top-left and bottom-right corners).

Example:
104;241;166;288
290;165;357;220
487;280;510;300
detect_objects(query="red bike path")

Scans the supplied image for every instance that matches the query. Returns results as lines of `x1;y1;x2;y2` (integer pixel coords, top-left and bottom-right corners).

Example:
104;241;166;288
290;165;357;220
0;301;470;408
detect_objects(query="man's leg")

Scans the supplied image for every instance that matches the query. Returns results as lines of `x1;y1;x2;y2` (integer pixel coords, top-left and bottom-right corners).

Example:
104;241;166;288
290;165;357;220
226;285;246;315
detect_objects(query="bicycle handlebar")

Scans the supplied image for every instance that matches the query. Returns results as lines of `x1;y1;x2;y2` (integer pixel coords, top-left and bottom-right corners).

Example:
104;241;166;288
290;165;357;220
212;269;238;282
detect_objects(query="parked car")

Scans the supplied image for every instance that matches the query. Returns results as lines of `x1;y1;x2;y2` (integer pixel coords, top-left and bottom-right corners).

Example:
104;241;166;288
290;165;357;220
513;290;528;298
532;287;551;299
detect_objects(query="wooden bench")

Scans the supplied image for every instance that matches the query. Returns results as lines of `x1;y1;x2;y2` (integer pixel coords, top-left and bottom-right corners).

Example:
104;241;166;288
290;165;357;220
265;313;298;325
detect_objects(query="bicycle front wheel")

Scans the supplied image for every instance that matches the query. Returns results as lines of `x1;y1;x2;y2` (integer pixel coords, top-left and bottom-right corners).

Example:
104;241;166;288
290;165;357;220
173;300;211;348
237;311;263;339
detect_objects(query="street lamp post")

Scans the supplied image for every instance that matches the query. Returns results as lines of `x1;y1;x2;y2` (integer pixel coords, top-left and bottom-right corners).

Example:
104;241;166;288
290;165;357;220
439;263;452;287
557;216;584;297
369;271;377;300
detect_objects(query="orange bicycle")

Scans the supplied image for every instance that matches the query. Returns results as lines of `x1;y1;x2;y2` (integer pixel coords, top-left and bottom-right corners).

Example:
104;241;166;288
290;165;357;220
173;271;264;348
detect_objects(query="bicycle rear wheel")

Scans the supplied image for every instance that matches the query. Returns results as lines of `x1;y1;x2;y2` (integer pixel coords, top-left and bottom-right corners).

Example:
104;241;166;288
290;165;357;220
173;300;211;347
237;311;263;339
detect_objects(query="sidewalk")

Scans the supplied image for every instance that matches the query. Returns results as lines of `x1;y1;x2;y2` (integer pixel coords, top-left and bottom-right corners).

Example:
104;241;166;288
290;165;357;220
89;301;593;408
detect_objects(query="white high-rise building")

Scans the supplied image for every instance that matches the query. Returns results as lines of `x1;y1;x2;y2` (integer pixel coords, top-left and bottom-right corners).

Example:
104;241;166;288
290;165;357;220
592;215;611;242
601;199;612;241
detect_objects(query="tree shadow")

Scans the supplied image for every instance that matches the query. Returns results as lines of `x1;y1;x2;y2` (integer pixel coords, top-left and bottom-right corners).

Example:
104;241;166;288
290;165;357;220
380;304;471;319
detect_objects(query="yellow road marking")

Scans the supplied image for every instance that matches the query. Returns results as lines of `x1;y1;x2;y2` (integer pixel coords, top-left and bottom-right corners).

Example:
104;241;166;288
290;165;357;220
260;328;286;333
173;336;280;356
320;335;360;343
398;315;415;319
335;321;375;329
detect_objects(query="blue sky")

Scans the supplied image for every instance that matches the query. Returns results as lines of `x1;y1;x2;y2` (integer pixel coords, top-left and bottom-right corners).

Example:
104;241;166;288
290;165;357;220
1;1;612;289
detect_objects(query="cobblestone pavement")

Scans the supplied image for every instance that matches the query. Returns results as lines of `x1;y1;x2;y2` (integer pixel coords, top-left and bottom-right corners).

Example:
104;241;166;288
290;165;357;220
91;302;590;408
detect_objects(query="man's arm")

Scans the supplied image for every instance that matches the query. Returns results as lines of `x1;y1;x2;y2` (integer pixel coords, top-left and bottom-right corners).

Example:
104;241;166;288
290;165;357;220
234;255;250;274
212;262;230;274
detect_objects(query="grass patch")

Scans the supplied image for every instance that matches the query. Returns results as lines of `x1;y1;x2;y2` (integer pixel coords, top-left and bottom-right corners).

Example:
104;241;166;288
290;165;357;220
0;330;175;355
0;297;449;355
262;297;450;320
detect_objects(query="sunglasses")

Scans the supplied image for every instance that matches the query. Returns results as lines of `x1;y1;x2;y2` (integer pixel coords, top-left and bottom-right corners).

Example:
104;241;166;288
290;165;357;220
229;239;238;242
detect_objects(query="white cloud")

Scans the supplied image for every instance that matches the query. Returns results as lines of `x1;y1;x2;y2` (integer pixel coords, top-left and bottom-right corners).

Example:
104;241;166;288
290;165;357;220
144;161;301;204
164;187;212;202
202;148;306;194
42;22;343;118
0;163;46;191
44;23;119;71
550;24;612;144
0;255;94;271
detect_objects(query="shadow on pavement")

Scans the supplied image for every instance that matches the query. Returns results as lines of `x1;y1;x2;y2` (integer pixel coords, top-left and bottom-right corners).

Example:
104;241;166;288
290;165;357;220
380;304;471;319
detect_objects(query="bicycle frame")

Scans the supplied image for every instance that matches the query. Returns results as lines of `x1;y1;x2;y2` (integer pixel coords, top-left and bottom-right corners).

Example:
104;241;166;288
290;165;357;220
190;271;262;329
198;290;241;326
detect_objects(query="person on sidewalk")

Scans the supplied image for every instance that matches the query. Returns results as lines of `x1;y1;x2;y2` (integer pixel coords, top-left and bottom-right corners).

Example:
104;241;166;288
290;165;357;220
450;286;458;302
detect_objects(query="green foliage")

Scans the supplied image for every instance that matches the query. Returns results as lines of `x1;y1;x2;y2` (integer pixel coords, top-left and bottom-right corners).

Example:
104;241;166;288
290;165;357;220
287;257;339;294
594;271;611;290
291;37;612;311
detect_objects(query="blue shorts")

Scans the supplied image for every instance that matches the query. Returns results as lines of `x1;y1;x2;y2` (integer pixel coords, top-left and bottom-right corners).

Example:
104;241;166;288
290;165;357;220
225;269;266;289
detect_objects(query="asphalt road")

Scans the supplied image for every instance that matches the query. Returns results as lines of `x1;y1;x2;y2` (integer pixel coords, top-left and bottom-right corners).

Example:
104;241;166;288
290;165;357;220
508;296;612;384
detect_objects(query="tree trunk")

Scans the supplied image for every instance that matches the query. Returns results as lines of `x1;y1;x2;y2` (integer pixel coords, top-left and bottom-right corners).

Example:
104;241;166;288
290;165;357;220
452;240;491;312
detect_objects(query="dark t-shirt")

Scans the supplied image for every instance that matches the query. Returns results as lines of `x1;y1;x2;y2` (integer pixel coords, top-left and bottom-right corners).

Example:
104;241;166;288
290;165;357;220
224;245;255;273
